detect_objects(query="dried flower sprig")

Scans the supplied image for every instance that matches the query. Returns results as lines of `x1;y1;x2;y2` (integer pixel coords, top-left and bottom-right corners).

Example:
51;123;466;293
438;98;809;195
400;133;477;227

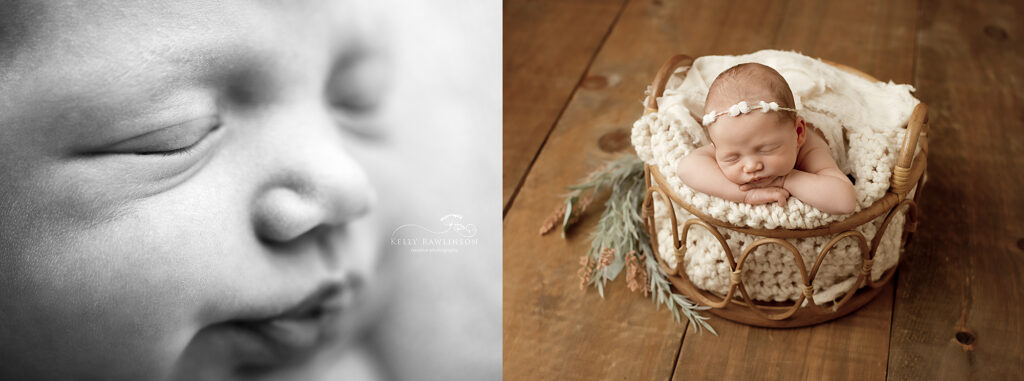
577;255;595;291
539;203;567;235
552;154;716;334
538;156;643;238
625;251;648;296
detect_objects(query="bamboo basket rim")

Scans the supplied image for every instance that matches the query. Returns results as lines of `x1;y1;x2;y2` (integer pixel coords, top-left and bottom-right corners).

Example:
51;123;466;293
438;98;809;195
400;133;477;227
639;53;928;327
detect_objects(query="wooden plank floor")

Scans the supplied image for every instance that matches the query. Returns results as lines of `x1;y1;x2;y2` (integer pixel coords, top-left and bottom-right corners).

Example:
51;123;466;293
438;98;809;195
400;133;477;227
503;0;1024;379
503;0;628;210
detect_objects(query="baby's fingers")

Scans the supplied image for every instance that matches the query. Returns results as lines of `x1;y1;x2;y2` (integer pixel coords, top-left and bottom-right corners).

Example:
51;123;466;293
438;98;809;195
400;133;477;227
739;184;752;191
776;191;789;208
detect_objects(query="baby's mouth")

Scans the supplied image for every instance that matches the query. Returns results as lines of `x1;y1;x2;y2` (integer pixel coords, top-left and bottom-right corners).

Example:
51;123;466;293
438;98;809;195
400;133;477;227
224;283;356;368
747;176;772;185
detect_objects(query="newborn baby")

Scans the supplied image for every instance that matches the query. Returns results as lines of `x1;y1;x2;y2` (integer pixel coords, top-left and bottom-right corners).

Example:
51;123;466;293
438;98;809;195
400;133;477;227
675;63;857;215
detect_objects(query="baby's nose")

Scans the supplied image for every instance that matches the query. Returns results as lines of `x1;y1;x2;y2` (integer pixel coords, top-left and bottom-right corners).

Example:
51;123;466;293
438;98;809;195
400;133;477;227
252;110;375;245
743;159;764;173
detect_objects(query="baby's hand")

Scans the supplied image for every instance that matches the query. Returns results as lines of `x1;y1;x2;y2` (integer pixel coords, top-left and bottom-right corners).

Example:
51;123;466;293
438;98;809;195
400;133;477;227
743;186;790;208
739;175;786;191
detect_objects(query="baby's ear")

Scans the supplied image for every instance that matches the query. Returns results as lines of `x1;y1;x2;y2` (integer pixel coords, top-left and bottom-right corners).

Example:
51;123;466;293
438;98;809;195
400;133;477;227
795;117;807;147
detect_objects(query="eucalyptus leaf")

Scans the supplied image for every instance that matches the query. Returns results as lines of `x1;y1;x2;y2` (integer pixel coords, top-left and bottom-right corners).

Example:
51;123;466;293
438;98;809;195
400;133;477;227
560;197;574;237
604;256;626;280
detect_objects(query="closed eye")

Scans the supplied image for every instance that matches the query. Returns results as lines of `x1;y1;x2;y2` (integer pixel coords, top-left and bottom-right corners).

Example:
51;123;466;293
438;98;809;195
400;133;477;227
101;116;222;157
720;155;739;163
326;50;390;140
758;144;780;153
137;124;221;157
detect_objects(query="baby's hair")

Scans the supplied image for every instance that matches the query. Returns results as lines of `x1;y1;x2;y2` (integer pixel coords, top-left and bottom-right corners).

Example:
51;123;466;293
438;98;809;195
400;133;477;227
704;63;797;126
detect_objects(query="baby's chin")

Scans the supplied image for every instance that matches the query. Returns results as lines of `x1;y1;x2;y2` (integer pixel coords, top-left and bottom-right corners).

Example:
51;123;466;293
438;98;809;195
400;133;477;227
169;230;387;379
169;286;374;380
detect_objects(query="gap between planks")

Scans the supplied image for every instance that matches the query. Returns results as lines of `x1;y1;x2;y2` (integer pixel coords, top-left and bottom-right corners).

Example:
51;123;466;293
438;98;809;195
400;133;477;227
503;1;630;219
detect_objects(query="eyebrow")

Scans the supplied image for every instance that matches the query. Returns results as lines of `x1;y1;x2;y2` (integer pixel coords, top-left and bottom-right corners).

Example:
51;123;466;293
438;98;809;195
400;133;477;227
90;37;282;106
14;39;274;152
0;0;44;68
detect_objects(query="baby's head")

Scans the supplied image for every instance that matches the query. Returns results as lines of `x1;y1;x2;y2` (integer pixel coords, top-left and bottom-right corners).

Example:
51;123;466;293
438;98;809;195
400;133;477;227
702;63;807;186
0;1;392;379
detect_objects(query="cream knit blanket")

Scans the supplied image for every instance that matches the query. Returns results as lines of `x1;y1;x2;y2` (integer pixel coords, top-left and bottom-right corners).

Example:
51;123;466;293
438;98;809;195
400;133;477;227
631;50;920;303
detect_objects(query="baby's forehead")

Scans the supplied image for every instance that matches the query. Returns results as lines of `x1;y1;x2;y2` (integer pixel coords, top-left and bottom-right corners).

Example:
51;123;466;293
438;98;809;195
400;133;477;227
0;1;382;87
0;1;388;144
704;62;796;111
1;1;368;57
705;74;778;110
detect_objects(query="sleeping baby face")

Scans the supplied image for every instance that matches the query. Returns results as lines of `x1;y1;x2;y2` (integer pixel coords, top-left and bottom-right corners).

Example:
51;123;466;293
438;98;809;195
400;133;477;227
703;63;804;187
706;108;803;186
0;1;392;379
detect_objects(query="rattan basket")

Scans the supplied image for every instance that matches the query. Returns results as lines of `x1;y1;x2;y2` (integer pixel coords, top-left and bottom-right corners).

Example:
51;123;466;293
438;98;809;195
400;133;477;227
640;54;928;328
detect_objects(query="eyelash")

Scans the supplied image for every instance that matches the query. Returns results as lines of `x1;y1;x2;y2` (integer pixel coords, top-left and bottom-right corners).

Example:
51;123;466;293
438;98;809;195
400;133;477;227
150;142;201;157
135;123;221;157
330;102;386;140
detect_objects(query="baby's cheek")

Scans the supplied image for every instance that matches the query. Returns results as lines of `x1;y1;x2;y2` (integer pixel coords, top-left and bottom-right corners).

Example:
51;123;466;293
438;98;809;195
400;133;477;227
0;231;199;380
767;155;793;173
720;164;742;183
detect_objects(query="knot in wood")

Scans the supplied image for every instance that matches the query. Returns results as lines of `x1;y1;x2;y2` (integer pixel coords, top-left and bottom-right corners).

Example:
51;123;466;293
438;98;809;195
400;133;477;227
581;75;608;90
955;330;976;345
983;25;1008;41
597;129;631;153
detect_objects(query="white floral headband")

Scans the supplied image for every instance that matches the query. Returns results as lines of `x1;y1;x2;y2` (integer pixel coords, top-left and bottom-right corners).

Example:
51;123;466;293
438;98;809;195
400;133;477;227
702;101;798;127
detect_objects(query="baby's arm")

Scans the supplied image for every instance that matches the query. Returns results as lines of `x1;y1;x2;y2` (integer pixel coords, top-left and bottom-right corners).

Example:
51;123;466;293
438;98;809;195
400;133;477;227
676;145;788;206
778;137;857;214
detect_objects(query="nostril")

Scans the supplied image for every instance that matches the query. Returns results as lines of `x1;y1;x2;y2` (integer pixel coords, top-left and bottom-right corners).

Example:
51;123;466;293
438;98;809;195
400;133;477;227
253;188;324;244
253;183;373;246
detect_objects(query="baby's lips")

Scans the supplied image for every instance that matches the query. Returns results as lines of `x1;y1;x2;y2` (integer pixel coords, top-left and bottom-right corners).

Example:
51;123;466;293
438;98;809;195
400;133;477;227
230;281;357;351
245;316;323;353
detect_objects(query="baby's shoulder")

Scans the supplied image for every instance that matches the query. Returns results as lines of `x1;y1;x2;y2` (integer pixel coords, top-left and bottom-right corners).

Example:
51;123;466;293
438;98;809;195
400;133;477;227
795;131;839;172
689;144;716;157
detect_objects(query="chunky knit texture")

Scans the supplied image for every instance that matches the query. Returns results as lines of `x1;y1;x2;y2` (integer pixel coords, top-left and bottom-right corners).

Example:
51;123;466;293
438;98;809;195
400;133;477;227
631;50;920;303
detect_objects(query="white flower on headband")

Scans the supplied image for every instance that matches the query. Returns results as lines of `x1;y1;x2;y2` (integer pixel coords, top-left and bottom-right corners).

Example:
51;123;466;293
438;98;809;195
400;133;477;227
702;100;797;126
758;101;778;112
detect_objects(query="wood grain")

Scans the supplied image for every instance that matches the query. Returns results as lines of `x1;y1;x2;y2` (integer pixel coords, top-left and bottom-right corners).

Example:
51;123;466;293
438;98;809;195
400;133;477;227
566;0;918;378
503;0;694;378
503;0;627;209
504;0;1024;379
506;0;917;378
888;0;1024;379
502;150;684;379
675;282;895;380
